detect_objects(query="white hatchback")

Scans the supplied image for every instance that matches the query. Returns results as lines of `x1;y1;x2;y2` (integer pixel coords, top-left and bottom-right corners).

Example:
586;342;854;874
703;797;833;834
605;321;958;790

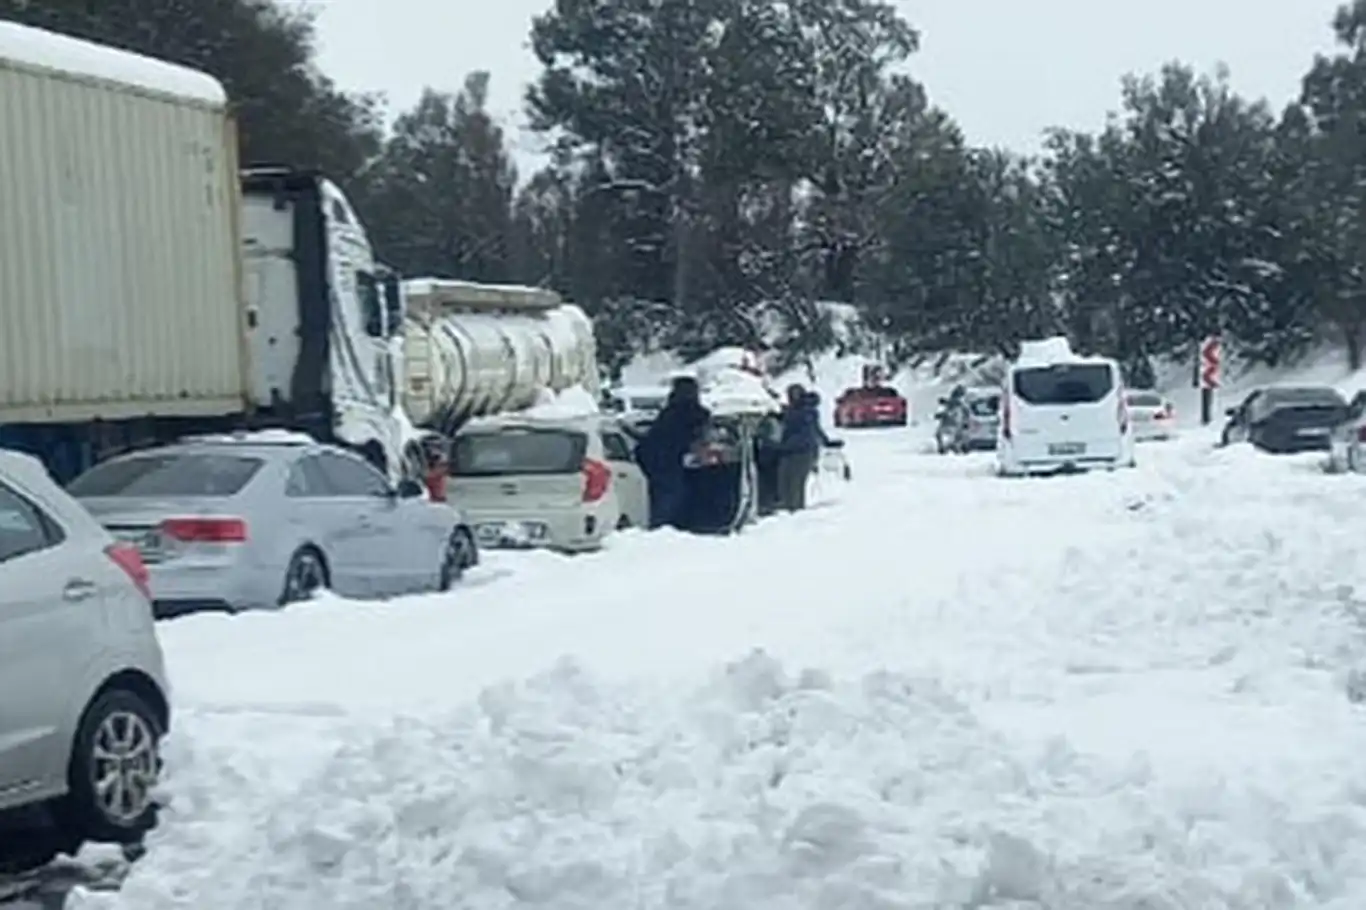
0;449;169;869
1124;389;1177;441
449;414;649;552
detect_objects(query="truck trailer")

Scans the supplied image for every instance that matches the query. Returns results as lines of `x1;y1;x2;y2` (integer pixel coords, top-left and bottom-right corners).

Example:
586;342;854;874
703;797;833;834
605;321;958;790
0;22;407;482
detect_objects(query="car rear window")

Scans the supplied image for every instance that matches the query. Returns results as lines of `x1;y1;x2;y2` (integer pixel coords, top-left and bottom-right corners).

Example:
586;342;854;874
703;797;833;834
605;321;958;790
1012;364;1114;405
1126;392;1163;407
67;453;263;497
630;396;666;411
452;428;588;475
968;395;999;415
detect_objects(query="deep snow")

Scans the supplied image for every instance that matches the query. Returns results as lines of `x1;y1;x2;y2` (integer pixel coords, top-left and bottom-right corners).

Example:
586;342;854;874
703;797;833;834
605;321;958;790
66;416;1366;909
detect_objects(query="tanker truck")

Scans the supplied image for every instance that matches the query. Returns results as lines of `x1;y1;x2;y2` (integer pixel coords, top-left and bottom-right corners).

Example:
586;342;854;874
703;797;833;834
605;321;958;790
0;22;410;482
399;278;600;442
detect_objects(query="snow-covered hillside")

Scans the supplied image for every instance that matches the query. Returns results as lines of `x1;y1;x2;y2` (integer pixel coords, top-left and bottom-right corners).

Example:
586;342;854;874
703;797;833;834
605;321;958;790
66;386;1366;908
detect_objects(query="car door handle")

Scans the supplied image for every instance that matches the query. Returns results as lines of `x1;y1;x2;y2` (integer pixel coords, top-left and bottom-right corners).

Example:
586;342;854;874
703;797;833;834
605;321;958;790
63;579;98;602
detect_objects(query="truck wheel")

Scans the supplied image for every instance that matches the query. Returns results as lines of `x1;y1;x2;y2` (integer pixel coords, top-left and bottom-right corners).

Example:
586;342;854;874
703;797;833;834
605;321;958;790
280;547;329;605
53;688;163;847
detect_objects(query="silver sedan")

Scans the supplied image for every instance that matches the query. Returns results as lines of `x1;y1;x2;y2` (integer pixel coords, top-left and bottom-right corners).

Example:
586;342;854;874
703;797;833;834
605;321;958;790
67;435;478;617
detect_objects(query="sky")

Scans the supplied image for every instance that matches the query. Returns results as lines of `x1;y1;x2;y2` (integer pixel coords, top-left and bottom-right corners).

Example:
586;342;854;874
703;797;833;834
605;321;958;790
308;0;1346;168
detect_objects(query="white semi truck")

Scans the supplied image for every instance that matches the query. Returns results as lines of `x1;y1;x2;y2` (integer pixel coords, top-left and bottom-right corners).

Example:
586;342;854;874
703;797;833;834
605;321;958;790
0;22;598;483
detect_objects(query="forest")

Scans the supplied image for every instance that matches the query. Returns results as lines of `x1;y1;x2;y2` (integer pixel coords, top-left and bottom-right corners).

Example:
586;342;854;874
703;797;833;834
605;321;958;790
7;0;1366;382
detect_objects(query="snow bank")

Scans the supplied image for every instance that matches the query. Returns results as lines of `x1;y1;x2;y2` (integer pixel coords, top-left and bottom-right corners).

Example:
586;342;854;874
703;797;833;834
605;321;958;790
0;21;226;105
80;429;1366;908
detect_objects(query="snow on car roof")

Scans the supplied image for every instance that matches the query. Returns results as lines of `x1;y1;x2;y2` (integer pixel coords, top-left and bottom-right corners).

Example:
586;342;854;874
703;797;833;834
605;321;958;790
0;21;227;105
703;368;781;416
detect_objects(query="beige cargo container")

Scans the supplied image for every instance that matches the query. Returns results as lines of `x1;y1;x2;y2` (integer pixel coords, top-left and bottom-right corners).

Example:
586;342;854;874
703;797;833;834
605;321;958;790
0;22;247;423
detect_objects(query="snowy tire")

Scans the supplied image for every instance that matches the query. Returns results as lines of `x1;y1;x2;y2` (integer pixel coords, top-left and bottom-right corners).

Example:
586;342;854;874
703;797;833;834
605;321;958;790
439;529;474;590
54;688;163;847
280;547;328;605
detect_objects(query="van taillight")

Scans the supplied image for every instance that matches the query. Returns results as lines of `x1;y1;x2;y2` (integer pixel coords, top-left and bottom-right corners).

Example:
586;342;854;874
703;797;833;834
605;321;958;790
160;517;248;542
1001;395;1012;439
105;542;151;599
1117;396;1128;433
582;458;611;502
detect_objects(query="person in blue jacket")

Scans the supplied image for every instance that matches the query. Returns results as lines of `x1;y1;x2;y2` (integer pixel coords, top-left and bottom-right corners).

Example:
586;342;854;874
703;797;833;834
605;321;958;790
777;383;831;511
636;376;711;528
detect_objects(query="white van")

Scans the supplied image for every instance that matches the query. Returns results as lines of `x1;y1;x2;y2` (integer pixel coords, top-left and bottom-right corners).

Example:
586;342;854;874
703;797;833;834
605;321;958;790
997;337;1135;476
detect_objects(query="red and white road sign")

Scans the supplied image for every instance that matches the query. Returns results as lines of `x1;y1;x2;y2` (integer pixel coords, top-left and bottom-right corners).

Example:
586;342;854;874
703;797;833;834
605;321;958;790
1199;336;1221;389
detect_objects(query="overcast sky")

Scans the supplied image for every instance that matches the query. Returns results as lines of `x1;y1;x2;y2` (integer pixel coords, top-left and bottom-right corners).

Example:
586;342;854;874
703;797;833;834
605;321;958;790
308;0;1345;166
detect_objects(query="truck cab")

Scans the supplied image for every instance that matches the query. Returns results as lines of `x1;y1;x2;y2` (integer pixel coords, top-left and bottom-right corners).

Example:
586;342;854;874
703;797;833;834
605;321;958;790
239;168;408;478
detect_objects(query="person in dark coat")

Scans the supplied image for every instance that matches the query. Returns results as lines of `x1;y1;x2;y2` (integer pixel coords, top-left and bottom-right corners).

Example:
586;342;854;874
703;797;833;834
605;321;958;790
636;376;711;528
776;384;831;511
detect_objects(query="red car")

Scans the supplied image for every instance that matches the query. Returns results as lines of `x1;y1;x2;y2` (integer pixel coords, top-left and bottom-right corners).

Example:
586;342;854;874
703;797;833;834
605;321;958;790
834;386;908;428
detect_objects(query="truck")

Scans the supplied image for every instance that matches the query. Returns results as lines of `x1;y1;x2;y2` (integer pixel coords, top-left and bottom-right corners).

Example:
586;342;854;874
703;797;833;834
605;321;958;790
0;22;599;484
400;278;599;439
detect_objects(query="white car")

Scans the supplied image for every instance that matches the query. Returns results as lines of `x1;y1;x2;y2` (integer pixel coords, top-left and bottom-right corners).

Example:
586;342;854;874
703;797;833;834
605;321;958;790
449;414;649;551
0;449;170;870
1124;389;1177;441
997;337;1136;476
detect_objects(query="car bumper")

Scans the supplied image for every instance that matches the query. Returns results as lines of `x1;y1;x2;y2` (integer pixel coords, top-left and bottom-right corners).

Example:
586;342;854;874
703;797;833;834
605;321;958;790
147;558;278;617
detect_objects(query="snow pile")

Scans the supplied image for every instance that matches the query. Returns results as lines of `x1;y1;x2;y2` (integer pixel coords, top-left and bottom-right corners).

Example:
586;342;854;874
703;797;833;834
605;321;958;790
0;21;226;104
1016;336;1074;364
703;368;780;416
515;384;600;420
80;431;1366;908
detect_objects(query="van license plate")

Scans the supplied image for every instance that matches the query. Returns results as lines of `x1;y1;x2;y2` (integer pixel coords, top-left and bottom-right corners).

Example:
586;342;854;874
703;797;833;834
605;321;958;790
1049;442;1085;455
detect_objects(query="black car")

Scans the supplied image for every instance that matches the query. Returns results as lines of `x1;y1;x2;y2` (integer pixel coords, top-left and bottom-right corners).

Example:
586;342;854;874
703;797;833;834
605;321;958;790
1220;385;1348;453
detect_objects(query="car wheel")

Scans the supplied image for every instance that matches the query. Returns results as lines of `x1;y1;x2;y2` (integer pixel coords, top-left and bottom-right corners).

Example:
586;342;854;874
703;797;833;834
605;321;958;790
438;529;473;590
54;688;163;847
279;547;328;605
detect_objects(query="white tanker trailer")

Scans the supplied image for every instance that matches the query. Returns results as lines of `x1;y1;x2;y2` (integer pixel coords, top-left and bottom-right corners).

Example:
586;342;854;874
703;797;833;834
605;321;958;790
400;278;600;436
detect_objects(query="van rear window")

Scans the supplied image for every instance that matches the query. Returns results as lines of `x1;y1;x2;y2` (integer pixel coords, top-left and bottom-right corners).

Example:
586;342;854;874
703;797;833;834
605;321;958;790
1012;364;1114;405
452;428;587;476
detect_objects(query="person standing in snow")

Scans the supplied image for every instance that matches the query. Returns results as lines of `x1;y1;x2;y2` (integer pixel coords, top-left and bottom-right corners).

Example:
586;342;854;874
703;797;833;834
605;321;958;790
776;384;831;511
636;375;711;529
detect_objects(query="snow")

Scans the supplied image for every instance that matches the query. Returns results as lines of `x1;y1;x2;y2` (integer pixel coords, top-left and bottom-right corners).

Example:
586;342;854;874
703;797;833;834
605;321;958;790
69;408;1366;908
176;429;314;446
702;368;781;416
518;384;600;419
0;21;226;105
403;277;564;312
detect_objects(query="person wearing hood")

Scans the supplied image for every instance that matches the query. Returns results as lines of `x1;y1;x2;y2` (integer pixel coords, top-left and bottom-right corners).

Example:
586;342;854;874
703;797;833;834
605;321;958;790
776;383;831;511
636;375;711;528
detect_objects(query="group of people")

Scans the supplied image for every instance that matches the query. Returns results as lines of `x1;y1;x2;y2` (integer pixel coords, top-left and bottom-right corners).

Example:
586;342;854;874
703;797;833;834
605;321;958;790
630;375;834;530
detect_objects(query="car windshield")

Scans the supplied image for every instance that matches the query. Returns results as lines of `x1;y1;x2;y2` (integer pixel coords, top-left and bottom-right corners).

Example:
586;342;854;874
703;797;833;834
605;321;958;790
68;452;263;497
451;428;587;476
1012;363;1114;405
1126;392;1163;407
967;395;999;416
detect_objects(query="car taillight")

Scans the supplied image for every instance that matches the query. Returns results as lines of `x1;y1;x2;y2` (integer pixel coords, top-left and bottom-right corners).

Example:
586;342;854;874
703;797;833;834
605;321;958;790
105;542;151;600
581;458;611;502
160;517;248;542
1001;395;1012;439
1118;396;1128;433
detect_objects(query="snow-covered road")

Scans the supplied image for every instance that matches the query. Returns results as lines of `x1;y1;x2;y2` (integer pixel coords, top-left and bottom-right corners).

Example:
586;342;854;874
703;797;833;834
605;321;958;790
74;428;1366;908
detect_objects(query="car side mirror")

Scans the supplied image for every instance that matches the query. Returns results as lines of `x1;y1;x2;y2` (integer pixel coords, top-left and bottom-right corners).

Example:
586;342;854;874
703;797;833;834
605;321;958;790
395;478;424;498
1225;408;1236;417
